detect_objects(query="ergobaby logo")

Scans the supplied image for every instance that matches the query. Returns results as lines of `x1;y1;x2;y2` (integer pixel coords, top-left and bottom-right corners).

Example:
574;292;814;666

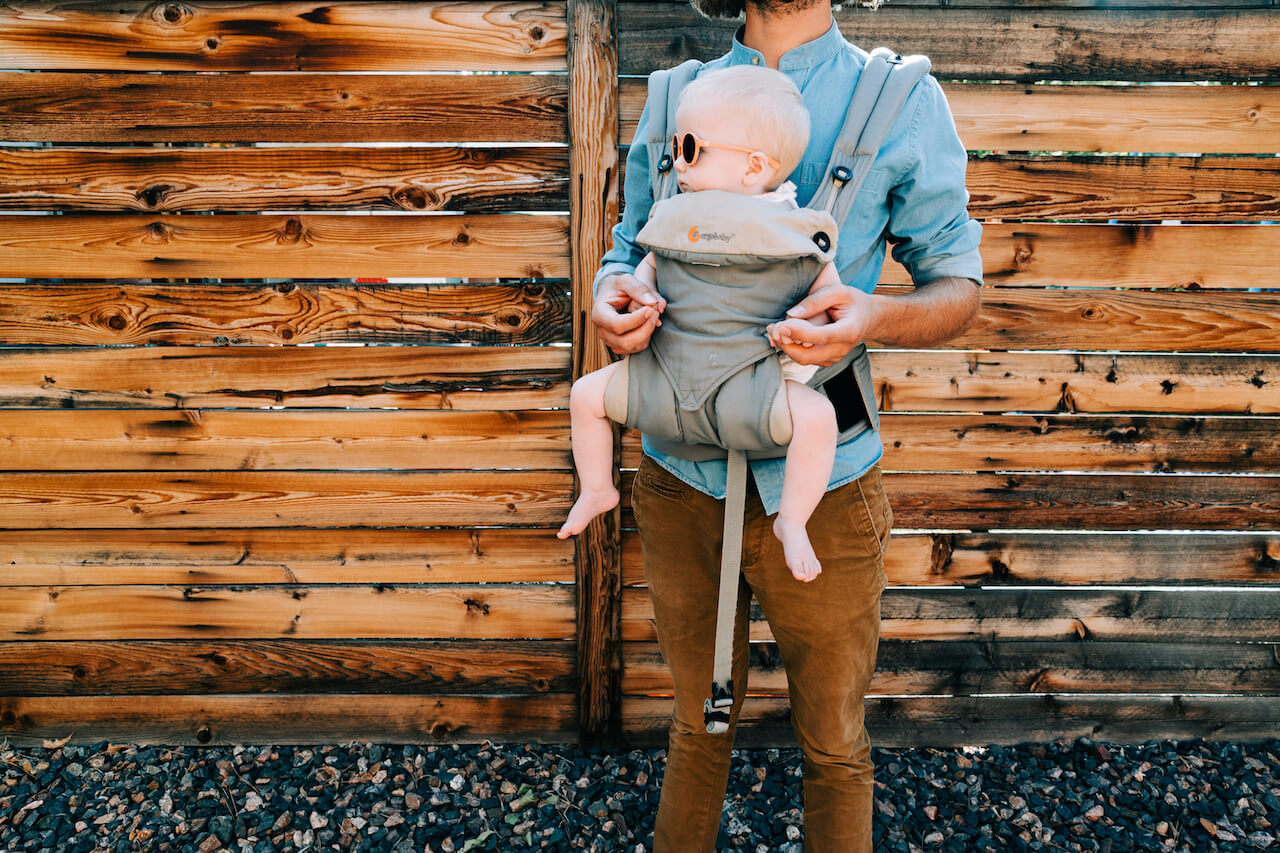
687;226;732;244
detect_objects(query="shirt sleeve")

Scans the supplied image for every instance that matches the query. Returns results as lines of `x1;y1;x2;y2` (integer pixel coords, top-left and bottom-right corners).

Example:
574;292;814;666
886;76;984;286
593;98;659;295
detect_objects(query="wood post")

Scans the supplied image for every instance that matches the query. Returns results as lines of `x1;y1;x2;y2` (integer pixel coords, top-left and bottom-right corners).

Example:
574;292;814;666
567;0;622;745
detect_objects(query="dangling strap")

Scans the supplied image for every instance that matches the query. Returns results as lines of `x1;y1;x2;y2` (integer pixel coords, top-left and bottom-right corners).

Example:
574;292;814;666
646;59;703;205
703;448;748;735
809;47;931;227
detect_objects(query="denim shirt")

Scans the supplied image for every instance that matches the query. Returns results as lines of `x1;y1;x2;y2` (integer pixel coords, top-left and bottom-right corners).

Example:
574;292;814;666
595;20;983;514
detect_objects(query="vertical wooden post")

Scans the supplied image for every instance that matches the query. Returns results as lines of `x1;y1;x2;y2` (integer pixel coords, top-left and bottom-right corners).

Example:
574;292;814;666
567;0;622;744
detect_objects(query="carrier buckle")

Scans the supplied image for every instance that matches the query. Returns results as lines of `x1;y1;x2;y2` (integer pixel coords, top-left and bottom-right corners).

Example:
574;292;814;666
703;679;734;734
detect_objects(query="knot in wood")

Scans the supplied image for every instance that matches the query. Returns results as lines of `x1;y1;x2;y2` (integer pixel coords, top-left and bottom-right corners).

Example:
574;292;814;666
1013;246;1033;267
106;314;128;331
527;24;546;42
158;3;190;25
280;218;304;244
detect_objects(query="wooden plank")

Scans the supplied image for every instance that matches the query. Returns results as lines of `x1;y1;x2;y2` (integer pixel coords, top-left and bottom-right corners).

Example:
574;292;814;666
881;414;1280;473
0;694;576;746
623;415;1280;474
869;351;1280;415
1;584;576;641
0;528;575;586
621;640;1280;696
942;288;1280;354
568;0;622;745
0;214;569;280
622;695;1280;748
960;223;1280;290
0;345;569;410
0;1;567;72
617;5;1280;81
621;588;1280;643
965;155;1280;221
0;74;568;144
0;639;575;696
0;471;572;529
620;80;1280;154
619;470;1276;530
0;282;572;346
0;409;570;471
0;147;568;211
621;532;1280;587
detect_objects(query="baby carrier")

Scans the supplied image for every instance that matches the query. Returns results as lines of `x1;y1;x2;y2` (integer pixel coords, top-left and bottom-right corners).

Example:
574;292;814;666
636;48;932;734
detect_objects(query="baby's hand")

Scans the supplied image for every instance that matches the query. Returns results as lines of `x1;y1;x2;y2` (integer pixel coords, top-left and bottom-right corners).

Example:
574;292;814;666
766;318;818;349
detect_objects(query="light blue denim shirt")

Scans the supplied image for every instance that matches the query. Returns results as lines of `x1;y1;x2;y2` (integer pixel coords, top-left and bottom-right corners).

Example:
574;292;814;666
595;20;983;514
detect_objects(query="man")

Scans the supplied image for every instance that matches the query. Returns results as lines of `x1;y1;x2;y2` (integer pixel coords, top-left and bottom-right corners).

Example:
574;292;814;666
591;0;983;849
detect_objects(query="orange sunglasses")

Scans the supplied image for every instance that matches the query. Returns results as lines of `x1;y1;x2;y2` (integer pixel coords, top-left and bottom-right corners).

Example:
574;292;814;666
672;132;780;170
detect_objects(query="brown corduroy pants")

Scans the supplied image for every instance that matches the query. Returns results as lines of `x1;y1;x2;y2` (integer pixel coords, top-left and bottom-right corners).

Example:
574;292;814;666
632;455;892;853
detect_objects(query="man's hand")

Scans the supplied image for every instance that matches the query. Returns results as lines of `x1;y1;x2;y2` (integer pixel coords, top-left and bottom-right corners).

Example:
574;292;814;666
766;277;982;365
591;273;667;354
766;285;876;366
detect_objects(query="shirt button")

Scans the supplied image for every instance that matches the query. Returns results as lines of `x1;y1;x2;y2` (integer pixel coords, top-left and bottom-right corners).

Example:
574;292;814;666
751;56;759;64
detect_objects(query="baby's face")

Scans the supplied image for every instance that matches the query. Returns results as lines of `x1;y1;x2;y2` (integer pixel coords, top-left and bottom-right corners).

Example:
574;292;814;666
673;110;769;196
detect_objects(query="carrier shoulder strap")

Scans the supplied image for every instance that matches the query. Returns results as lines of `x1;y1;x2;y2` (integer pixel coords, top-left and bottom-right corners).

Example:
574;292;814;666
809;47;931;226
645;59;703;205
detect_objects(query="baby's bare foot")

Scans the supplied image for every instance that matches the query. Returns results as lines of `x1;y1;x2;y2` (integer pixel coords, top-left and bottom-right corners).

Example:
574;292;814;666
773;516;821;582
557;487;620;538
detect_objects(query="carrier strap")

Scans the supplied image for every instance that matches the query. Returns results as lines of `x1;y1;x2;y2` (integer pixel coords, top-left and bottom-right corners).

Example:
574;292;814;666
646;59;702;205
704;449;747;734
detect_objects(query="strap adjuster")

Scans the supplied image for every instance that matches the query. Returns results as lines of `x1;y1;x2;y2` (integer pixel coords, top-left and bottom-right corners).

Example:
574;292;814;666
832;165;852;183
657;154;673;173
703;679;734;734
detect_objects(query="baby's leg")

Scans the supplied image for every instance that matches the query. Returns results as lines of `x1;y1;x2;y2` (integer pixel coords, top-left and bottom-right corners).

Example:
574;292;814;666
558;361;623;538
773;380;838;581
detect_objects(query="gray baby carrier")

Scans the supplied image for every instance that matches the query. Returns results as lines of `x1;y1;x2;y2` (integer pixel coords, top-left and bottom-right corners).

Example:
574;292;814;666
637;47;931;734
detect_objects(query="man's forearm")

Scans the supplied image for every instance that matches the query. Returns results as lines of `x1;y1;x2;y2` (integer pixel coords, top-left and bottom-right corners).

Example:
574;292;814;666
866;276;981;348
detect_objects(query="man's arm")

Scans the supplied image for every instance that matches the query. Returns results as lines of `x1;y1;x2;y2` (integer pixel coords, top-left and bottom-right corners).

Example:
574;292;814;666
768;276;980;366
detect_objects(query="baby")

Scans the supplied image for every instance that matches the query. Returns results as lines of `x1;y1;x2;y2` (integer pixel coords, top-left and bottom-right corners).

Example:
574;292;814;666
557;64;842;582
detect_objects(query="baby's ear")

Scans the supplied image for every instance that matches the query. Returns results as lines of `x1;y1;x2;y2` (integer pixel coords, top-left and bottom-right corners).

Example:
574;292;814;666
742;151;779;189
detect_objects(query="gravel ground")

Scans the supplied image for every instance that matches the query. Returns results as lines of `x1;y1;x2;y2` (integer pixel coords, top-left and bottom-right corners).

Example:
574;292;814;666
1;736;1277;852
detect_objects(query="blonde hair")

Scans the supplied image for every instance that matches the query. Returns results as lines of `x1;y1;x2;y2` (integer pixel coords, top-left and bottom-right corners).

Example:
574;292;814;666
675;65;810;186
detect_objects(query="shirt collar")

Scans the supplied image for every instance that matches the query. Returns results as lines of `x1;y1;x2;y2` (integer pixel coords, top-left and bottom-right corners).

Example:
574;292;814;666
728;18;846;70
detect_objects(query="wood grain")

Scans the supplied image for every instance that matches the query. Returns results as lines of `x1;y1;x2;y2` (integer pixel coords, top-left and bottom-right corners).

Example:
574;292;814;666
618;4;1280;81
0;147;569;211
0;282;572;346
0;528;575;585
0;345;569;410
621;695;1280;748
0;471;573;529
0;1;567;71
620;80;1280;154
568;0;623;744
0;694;576;745
620;531;1280;587
621;587;1280;643
945;288;1280;354
2;584;576;641
623;414;1280;474
618;470;1279;530
0;639;575;696
0;214;569;280
0;409;571;471
621;639;1280;696
869;351;1280;415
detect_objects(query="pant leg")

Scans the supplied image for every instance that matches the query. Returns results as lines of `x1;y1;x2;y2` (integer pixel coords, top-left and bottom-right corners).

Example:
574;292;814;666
631;456;753;853
741;464;892;853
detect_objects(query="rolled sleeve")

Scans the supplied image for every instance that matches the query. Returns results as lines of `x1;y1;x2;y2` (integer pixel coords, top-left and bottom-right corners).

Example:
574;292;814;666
887;77;984;287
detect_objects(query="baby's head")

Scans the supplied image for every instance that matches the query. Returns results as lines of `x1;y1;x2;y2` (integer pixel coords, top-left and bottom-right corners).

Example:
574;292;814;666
673;65;809;195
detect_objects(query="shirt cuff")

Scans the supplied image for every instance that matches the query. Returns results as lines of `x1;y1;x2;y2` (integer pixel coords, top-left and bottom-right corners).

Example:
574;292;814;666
593;263;634;297
909;246;984;287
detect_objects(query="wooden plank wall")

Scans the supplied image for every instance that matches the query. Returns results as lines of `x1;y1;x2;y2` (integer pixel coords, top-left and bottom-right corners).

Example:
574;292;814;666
0;0;582;745
616;1;1280;746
